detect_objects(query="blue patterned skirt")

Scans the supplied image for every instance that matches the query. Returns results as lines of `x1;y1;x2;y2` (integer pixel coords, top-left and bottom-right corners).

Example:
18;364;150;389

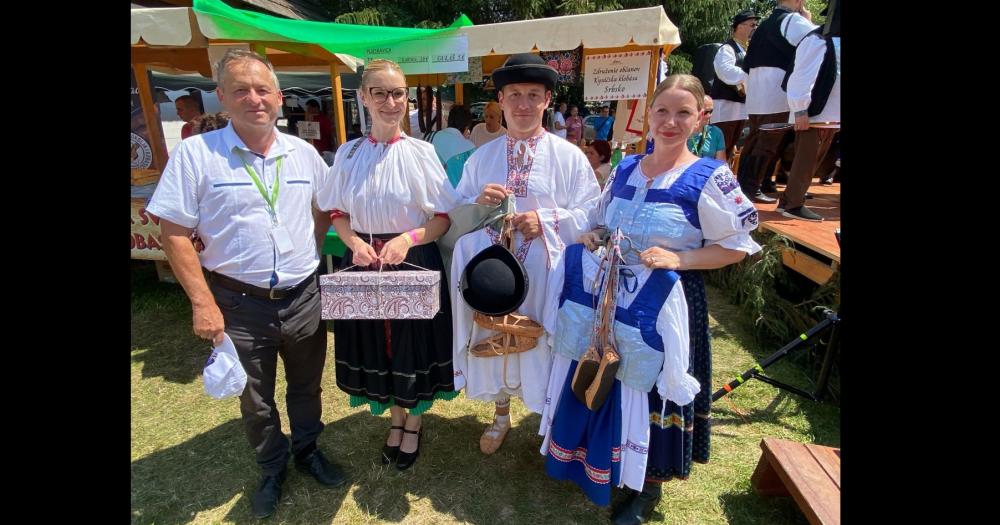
646;270;711;482
545;360;623;506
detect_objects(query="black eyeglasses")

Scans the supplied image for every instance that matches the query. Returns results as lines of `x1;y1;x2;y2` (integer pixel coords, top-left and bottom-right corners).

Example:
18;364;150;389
368;87;407;104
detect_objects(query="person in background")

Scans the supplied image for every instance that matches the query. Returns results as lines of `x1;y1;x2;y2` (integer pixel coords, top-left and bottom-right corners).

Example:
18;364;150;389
470;101;507;147
426;104;477;187
584;139;613;188
553;101;568;140
303;99;334;154
175;94;203;140
564;104;584;146
687;95;727;161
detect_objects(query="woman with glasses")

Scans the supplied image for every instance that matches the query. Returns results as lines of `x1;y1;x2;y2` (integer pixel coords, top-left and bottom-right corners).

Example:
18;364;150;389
687;95;727;160
317;59;462;471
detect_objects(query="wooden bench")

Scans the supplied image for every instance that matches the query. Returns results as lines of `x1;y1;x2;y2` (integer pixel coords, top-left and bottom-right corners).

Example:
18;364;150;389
751;438;841;525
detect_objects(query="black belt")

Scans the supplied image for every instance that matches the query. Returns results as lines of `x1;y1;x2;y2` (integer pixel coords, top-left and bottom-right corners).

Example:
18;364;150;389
206;270;315;300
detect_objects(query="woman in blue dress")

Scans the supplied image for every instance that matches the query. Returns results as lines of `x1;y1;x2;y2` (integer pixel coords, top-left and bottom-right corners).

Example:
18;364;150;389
577;74;762;524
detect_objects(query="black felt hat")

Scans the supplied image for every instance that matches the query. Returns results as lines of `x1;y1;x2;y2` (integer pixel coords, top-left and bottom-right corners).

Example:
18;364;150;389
731;9;760;28
460;244;529;316
491;53;559;93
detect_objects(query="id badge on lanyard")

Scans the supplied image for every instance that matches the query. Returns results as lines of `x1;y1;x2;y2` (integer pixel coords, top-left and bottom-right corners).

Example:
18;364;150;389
237;150;295;255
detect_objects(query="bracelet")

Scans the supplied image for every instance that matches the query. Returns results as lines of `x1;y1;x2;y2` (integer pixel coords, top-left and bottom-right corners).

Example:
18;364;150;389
401;229;418;247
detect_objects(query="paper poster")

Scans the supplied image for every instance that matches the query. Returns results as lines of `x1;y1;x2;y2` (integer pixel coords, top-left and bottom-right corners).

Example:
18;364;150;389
297;121;320;140
584;50;651;102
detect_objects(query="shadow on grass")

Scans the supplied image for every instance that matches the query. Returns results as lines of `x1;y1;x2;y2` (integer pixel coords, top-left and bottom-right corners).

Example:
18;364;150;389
131;410;614;525
131;261;207;385
718;488;810;525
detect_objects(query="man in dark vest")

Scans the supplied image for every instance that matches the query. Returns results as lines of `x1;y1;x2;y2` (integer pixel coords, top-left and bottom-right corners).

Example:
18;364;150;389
710;9;759;162
777;0;841;221
736;0;817;204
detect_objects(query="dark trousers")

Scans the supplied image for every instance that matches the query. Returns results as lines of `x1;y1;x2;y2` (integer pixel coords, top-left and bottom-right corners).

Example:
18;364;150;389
781;127;837;210
714;119;745;161
736;112;790;195
209;274;327;475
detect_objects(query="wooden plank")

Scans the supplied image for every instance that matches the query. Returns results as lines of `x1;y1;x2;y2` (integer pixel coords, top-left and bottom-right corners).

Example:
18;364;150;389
131;47;214;77
781;248;834;285
762;439;841;525
331;66;347;147
751;453;791;497
133;63;169;174
455;82;464;105
640;46;659;153
806;445;841;490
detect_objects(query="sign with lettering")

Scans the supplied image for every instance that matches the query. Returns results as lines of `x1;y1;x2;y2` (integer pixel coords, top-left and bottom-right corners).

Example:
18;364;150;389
365;34;469;75
584;50;651;102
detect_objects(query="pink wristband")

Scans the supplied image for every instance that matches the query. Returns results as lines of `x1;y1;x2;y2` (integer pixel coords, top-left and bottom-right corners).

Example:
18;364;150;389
407;229;419;244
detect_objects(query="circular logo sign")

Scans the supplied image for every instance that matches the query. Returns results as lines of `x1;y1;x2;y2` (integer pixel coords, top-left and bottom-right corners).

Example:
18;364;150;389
131;132;153;169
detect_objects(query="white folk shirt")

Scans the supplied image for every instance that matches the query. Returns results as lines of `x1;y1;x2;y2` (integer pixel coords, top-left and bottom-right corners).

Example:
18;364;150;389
711;41;749;124
146;123;329;289
786;34;841;124
450;131;601;412
316;133;461;233
745;12;818;116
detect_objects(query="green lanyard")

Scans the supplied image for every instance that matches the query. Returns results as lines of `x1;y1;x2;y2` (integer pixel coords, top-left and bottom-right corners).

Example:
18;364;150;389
235;148;283;225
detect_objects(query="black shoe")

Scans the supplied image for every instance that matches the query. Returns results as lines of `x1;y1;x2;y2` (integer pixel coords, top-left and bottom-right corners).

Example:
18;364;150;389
820;179;834;186
805;192;814;199
381;425;404;465
762;182;778;193
610;483;662;525
395;428;422;471
750;191;777;204
781;206;824;222
251;468;287;519
295;449;347;487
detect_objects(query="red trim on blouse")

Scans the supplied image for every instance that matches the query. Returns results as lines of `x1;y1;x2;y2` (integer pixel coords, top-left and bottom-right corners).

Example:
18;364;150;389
367;134;404;144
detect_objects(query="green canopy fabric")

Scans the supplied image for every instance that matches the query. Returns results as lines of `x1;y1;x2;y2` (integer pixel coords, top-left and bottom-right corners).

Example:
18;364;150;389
193;0;473;58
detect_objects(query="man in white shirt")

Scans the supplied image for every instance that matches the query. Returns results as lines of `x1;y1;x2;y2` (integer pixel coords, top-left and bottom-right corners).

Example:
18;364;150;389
736;0;817;203
451;53;601;456
552;101;568;139
710;9;758;161
146;49;346;519
778;0;840;221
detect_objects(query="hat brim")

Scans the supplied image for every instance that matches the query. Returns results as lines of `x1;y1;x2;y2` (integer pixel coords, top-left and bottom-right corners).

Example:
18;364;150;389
492;64;558;93
460;244;529;316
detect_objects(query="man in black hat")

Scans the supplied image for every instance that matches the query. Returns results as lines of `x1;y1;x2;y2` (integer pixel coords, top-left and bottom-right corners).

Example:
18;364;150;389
736;0;818;203
710;9;759;162
776;0;840;221
449;53;601;455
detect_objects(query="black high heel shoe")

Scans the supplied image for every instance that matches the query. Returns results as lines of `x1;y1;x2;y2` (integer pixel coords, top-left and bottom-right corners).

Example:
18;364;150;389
395;428;422;471
381;425;404;465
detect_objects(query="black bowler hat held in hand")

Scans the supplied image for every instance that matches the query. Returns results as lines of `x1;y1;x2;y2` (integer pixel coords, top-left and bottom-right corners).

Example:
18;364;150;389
459;196;529;316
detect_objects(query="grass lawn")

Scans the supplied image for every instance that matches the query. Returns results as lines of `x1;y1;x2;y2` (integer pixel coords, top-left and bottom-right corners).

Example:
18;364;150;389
131;261;839;525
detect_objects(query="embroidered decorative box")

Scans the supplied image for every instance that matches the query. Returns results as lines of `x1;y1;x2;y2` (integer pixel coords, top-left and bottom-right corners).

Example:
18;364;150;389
320;270;441;320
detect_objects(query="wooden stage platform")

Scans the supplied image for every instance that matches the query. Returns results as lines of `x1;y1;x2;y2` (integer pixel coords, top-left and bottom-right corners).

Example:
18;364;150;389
754;181;840;285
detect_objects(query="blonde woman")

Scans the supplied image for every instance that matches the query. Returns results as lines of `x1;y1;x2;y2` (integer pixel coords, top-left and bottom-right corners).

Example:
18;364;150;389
470;101;506;147
317;59;462;471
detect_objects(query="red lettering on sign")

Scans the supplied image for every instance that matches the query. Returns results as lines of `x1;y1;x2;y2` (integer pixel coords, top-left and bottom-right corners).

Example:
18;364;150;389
148;212;160;226
130;235;136;249
138;208;150;226
134;233;147;250
146;234;162;251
